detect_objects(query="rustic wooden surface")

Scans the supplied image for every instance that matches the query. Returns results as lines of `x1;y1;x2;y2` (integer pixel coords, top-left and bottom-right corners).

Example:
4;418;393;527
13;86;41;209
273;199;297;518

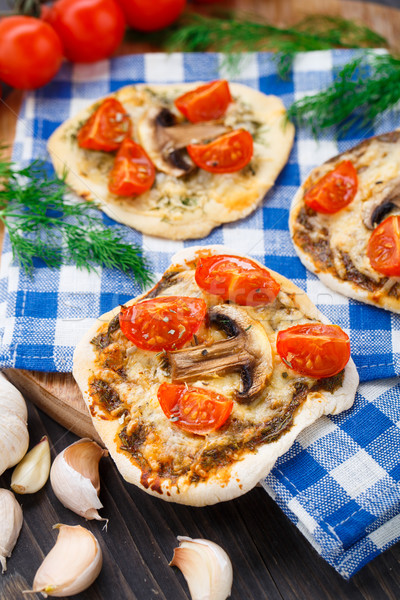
1;1;400;598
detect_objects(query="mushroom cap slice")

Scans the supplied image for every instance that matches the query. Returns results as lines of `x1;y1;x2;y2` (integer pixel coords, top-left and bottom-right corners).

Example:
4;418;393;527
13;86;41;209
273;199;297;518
362;175;400;229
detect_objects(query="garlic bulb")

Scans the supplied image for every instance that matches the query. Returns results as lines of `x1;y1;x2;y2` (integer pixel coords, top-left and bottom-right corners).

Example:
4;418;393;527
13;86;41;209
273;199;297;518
27;524;102;597
0;489;23;573
11;435;51;494
170;537;233;600
0;373;29;476
50;438;108;520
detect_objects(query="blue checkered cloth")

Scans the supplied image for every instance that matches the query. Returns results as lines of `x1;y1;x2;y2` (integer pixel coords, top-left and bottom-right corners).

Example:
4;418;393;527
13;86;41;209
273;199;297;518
0;50;399;578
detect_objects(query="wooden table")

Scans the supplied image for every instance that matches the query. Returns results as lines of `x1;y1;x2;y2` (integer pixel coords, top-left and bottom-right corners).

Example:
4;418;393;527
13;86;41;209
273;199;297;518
1;1;400;598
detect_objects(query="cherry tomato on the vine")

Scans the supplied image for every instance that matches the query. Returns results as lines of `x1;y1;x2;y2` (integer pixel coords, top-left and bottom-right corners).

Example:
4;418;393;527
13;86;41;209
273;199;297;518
276;323;351;378
119;296;207;351
43;0;126;63
0;16;63;89
367;215;400;277
195;254;280;306
157;383;233;435
304;160;358;214
174;80;232;123
108;139;156;196
187;130;253;174
116;0;186;32
78;98;131;152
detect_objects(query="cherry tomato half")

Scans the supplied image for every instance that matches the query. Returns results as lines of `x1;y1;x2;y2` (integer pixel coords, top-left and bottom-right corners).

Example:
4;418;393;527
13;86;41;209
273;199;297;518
119;296;207;351
157;383;233;435
43;0;126;63
367;215;400;277
174;80;232;123
276;323;350;378
187;129;253;174
304;160;358;214
116;0;186;32
108;139;155;196
0;16;63;89
195;254;280;306
78;98;131;152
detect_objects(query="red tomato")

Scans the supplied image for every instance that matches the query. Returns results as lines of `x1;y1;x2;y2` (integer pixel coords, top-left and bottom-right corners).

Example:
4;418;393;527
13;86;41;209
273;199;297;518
187;130;253;173
116;0;186;32
108;139;156;196
157;383;233;435
304;160;358;214
276;323;350;378
195;254;280;306
0;16;63;89
119;296;206;351
174;80;232;123
43;0;126;63
78;99;131;152
367;215;400;277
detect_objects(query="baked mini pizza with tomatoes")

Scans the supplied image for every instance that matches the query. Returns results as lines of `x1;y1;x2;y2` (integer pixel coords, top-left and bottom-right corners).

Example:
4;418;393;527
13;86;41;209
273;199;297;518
47;80;294;240
290;131;400;313
73;245;358;506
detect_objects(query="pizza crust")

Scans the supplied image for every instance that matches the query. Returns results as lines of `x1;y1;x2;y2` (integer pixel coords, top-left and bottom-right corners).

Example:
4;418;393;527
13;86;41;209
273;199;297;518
48;82;294;240
289;132;400;313
73;245;359;506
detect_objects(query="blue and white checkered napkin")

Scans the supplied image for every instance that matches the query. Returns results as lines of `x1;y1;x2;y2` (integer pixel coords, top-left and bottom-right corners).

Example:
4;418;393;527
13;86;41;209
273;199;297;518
0;49;399;577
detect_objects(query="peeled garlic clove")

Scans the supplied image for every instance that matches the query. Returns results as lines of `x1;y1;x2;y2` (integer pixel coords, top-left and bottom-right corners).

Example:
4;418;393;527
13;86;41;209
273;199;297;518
27;524;102;597
0;373;29;476
0;489;23;573
50;438;108;520
11;435;51;495
170;536;233;600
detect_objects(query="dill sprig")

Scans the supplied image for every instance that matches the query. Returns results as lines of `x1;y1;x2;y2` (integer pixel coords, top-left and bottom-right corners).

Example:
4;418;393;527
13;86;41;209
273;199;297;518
164;13;387;77
287;52;400;136
0;156;154;287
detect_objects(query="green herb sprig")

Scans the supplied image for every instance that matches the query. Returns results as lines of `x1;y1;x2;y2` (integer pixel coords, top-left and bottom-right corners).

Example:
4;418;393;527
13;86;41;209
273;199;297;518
287;52;400;136
165;13;387;78
0;155;153;286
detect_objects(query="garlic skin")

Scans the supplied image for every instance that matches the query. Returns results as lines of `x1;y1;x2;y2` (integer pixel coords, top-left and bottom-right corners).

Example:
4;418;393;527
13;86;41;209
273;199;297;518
11;435;51;495
50;438;108;520
0;373;29;476
170;537;233;600
0;489;23;573
29;524;102;597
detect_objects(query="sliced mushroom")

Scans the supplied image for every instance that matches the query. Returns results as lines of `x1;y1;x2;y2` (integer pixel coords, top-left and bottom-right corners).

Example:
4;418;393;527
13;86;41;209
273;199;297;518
137;106;230;177
362;176;400;229
166;304;273;403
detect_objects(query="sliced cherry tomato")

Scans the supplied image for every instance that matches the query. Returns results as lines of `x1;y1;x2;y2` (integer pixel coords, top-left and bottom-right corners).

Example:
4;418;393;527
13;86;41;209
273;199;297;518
187;129;253;174
276;323;350;378
0;16;63;89
195;254;280;306
174;80;232;123
157;383;233;435
43;0;126;63
119;296;207;351
367;215;400;277
77;98;131;152
115;0;186;32
304;160;358;214
108;139;155;196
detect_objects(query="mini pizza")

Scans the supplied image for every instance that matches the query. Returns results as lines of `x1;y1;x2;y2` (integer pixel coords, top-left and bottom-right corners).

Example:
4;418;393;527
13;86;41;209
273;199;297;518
290;131;400;313
48;80;294;240
73;245;359;506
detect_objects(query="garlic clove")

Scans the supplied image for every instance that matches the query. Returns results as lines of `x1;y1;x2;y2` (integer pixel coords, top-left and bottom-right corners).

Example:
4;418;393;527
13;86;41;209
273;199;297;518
0;374;29;476
170;536;233;600
50;438;108;521
26;524;102;597
11;435;51;495
0;489;23;573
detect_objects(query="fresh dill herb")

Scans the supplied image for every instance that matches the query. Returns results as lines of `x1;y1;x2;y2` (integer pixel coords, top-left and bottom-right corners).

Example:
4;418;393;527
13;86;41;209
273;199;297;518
287;52;400;136
0;155;153;287
164;13;387;78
